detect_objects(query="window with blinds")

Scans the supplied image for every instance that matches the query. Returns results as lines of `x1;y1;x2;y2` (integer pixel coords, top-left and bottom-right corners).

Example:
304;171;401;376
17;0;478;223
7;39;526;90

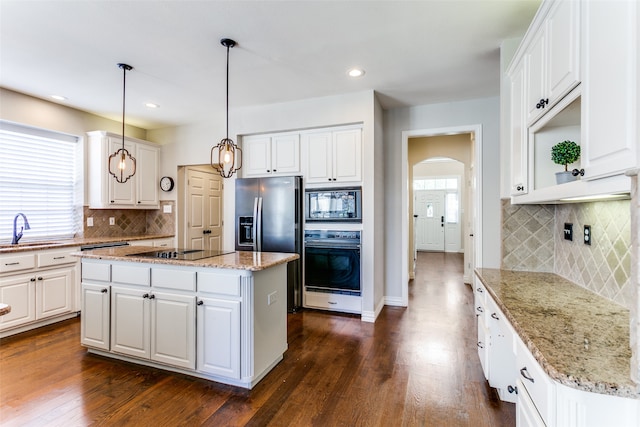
0;121;82;243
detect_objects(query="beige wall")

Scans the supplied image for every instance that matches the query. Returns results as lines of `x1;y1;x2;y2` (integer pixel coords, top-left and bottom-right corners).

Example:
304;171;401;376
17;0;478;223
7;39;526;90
408;134;472;267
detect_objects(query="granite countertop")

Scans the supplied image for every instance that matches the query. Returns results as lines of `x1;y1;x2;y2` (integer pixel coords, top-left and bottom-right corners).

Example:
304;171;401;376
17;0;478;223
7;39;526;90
73;245;299;272
0;234;174;254
475;268;638;399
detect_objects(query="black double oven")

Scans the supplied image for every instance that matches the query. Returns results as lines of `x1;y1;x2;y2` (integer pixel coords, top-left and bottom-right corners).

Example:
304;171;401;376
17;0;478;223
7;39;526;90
303;187;362;296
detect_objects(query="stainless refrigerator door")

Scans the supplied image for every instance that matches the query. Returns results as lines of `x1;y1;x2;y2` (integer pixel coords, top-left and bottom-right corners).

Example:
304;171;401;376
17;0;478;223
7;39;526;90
259;176;299;253
235;178;260;251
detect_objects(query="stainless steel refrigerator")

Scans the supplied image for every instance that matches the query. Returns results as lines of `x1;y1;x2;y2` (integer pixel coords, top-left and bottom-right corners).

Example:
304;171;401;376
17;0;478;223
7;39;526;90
235;176;303;312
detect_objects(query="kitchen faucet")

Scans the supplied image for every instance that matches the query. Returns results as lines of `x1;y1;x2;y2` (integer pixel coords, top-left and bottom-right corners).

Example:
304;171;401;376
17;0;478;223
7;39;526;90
11;213;30;244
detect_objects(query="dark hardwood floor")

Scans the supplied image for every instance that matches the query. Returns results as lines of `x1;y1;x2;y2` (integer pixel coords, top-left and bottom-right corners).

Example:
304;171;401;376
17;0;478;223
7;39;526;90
0;252;514;426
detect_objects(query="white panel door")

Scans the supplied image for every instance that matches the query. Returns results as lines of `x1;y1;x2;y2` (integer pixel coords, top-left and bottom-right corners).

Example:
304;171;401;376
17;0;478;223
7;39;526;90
81;283;110;350
36;267;73;319
0;274;35;330
304;132;333;183
243;136;272;176
197;297;241;379
333;129;362;182
150;291;195;369
136;143;159;207
414;190;445;251
111;286;149;359
185;168;223;251
271;134;300;174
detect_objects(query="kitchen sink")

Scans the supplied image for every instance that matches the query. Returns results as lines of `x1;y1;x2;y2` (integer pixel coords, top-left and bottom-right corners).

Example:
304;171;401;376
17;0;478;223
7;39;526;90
0;241;67;249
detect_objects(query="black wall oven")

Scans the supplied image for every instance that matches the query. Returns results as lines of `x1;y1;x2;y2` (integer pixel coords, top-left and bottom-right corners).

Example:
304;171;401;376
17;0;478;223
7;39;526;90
304;230;361;295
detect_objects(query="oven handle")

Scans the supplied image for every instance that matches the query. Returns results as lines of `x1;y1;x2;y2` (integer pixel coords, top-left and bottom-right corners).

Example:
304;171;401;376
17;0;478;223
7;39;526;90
305;243;361;250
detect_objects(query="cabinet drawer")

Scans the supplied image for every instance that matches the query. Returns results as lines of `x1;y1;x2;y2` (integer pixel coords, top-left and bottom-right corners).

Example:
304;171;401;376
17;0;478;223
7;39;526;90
0;254;36;273
516;338;555;425
197;272;241;296
82;261;111;282
112;264;150;286
38;248;78;267
152;267;196;291
304;291;361;314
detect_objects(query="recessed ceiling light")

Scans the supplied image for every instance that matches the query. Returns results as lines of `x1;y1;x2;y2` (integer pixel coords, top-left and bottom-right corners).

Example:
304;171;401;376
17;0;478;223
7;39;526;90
51;95;67;101
145;103;159;109
347;68;365;78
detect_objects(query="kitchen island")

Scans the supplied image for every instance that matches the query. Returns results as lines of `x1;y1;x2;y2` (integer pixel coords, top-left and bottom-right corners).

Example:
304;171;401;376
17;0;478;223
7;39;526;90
75;246;298;389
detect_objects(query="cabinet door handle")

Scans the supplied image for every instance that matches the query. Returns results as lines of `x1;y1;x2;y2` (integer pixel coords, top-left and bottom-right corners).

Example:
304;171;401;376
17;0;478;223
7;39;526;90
5;262;20;266
30;277;36;282
508;385;518;394
328;301;338;305
516;185;524;191
37;277;43;281
536;98;549;109
572;168;585;177
149;294;155;299
197;300;204;306
476;306;483;313
476;287;483;293
101;288;108;293
142;293;149;299
491;313;499;320
477;342;484;349
273;169;277;172
520;367;535;383
53;256;65;260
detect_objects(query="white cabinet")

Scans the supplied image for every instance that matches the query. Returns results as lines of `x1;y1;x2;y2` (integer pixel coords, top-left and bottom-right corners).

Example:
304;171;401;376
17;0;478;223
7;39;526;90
87;131;160;209
580;0;638;180
0;247;79;337
486;295;517;403
197;297;241;378
110;285;196;369
81;283;110;350
525;0;580;125
242;134;300;177
509;60;528;196
304;128;362;184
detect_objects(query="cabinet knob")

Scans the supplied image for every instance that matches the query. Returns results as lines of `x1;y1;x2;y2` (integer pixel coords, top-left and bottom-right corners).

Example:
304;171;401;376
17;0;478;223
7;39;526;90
143;293;149;299
507;385;518;394
197;300;204;306
30;277;36;282
101;288;108;293
267;170;271;173
273;169;277;172
476;287;483;293
516;185;524;191
110;200;114;203
149;294;155;299
476;306;483;313
37;277;43;281
477;342;484;349
137;201;141;204
536;98;549;109
571;168;585;177
491;313;499;320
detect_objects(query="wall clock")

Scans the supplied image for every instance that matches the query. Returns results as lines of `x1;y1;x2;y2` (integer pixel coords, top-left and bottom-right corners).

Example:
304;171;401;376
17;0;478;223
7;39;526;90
160;176;174;192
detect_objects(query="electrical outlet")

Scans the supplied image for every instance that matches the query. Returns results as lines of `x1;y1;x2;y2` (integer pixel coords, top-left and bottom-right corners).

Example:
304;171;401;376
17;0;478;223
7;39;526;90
267;291;277;306
87;217;93;227
163;204;172;214
564;223;573;241
584;225;592;245
109;217;115;226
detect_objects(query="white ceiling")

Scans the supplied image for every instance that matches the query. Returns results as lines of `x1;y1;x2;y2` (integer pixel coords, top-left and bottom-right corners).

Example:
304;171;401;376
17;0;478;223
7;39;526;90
0;0;540;130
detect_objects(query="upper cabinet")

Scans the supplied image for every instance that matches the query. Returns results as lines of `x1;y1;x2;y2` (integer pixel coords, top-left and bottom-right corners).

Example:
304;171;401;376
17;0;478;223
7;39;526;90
304;128;362;185
505;0;638;203
87;131;160;209
242;134;300;177
525;0;580;125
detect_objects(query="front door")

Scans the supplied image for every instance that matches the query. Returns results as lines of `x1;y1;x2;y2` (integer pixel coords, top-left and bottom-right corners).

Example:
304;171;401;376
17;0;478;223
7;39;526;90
414;190;445;251
185;168;222;251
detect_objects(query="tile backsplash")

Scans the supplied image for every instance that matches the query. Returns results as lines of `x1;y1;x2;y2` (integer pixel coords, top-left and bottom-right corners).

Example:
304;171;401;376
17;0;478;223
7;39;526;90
502;198;632;309
82;200;175;238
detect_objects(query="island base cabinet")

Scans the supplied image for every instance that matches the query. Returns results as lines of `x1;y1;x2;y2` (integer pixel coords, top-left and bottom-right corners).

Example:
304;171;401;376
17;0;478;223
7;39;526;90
80;283;110;350
197;297;240;379
111;286;196;369
516;378;547;427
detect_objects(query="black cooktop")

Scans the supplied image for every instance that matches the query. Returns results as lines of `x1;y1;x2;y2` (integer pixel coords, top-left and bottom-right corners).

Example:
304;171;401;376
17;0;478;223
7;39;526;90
129;248;235;261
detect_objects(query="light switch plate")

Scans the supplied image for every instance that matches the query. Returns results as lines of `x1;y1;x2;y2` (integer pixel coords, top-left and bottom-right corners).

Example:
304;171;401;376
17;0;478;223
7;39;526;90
564;223;573;241
109;217;115;226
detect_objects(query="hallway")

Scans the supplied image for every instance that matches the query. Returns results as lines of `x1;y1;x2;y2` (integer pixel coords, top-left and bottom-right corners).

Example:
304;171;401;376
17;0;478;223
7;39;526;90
0;252;514;426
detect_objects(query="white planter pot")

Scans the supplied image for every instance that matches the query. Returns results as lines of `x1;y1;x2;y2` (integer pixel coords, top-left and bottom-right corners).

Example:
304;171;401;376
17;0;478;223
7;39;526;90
555;171;577;184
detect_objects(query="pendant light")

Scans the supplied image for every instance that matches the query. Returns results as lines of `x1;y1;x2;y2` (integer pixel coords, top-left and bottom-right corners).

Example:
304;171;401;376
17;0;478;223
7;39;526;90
211;38;242;178
108;63;136;183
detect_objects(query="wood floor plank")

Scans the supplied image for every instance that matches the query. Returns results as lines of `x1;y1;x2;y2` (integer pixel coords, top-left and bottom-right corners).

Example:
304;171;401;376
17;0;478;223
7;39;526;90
0;252;515;426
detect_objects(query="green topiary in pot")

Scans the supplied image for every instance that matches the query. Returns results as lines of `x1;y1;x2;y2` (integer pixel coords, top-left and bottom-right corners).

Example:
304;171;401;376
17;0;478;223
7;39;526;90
551;140;580;171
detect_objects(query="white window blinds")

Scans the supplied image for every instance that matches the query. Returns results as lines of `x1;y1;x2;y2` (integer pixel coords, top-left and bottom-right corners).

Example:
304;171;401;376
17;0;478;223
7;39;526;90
0;121;81;243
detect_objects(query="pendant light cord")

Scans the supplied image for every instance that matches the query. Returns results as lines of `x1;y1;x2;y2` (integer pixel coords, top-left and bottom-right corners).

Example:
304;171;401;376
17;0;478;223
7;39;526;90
122;65;126;149
225;42;230;141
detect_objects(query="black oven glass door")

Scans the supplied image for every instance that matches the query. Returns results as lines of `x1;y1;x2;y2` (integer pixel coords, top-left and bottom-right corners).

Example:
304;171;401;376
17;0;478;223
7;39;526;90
305;246;360;294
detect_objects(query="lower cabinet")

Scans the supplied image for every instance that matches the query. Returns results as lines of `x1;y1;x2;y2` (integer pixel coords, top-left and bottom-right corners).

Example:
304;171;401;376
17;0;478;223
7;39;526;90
0;250;77;337
111;286;196;369
81;283;110;350
196;297;240;378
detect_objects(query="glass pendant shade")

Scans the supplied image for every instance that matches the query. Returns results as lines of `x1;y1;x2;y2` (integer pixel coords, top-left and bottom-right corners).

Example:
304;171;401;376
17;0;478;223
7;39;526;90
108;63;137;183
211;38;242;178
211;137;242;178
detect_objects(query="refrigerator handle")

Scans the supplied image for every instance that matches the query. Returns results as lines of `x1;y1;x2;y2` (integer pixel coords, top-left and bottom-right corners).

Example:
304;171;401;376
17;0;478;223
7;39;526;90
256;196;263;252
252;197;259;252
